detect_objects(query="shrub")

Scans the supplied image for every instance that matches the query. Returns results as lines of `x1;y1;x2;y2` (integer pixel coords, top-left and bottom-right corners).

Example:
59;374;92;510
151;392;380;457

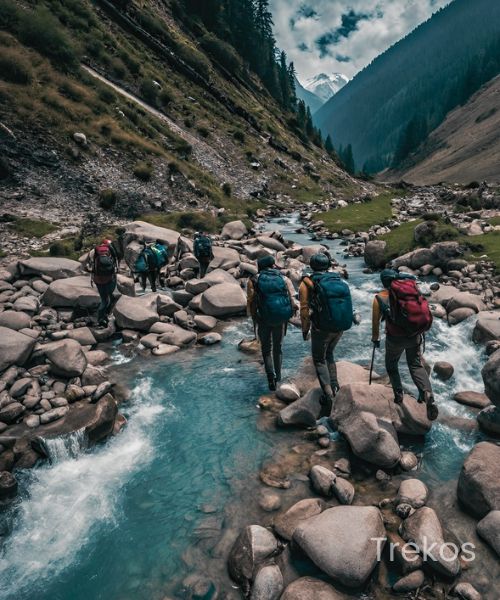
0;0;20;29
98;86;116;104
233;130;245;143
133;161;153;181
0;47;32;84
99;188;117;210
140;78;158;106
85;38;104;59
111;57;126;79
184;117;194;128
200;33;242;75
119;48;141;75
159;87;173;107
168;161;181;174
58;80;86;102
49;241;69;256
176;41;211;80
173;138;192;157
197;126;209;138
0;156;11;180
18;7;79;72
222;182;232;197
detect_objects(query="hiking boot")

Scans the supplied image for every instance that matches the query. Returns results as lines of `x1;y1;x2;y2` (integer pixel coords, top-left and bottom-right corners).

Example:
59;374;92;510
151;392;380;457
275;371;282;383
331;381;340;396
320;393;334;417
394;389;404;405
267;375;276;392
423;391;439;421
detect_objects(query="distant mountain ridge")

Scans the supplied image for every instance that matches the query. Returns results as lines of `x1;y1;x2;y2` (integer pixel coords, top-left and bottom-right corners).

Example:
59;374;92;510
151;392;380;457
294;76;323;114
314;0;500;175
304;73;348;103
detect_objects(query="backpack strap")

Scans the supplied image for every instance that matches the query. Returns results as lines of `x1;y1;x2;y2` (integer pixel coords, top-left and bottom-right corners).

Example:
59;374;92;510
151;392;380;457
375;293;391;321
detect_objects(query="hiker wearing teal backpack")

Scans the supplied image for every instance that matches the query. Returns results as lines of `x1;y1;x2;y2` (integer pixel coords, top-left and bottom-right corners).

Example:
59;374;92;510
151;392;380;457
299;253;360;415
193;232;214;278
372;269;438;421
247;255;298;391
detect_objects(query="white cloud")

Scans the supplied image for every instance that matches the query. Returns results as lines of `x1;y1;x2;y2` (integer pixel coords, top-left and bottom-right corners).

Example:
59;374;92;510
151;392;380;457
270;0;453;83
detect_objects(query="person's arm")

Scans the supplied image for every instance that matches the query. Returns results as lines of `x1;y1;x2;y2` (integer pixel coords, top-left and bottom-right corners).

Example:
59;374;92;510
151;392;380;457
299;279;311;337
247;278;256;319
372;294;382;343
285;277;298;313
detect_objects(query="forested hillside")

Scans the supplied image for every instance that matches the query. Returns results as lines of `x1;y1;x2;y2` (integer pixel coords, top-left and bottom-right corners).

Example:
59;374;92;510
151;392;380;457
314;0;500;174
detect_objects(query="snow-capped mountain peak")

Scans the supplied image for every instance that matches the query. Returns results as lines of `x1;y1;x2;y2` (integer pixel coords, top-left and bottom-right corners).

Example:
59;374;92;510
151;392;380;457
304;73;349;103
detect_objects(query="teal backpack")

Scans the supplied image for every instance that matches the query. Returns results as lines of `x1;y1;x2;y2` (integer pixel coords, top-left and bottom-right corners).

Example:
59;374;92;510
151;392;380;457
194;236;212;259
309;272;353;332
151;243;169;267
255;269;293;326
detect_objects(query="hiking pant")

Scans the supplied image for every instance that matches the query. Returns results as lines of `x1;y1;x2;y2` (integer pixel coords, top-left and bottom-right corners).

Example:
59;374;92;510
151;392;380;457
198;258;210;278
258;322;285;381
385;334;432;397
140;270;158;292
311;328;343;396
96;279;116;323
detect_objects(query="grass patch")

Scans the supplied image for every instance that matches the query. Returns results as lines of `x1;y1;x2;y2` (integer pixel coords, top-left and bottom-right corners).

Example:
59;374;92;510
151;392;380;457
133;161;153;181
0;46;32;84
10;217;57;238
465;231;500;271
489;216;500;227
317;191;402;233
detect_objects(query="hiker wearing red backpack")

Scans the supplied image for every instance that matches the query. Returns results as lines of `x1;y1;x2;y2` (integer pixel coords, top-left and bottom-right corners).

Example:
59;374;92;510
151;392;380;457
372;269;438;421
91;239;118;327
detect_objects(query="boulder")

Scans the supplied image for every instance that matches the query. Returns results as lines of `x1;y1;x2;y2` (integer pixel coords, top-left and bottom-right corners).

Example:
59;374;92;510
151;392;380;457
44;339;87;378
123;221;179;251
0;327;36;372
278;388;323;428
364;240;387;269
332;477;355;505
453;391;491;409
116;274;135;297
193;315;217;331
457;442;500;518
156;294;182;317
400;507;461;577
0;310;31;331
477;405;500;436
473;311;500;344
0;471;18;499
397;479;428;509
221;220;248;240
482;350;500;405
185;278;210;296
281;577;345;600
293;506;385;587
447;292;486;315
157;324;197;347
477;510;500;557
66;327;97;346
18;257;81;280
392;570;425;593
209;247;241;271
309;465;336;497
302;245;328;264
448;307;476;325
250;565;283;600
152;344;180;356
113;294;159;331
276;383;300;403
198;332;222;345
40;406;69;424
453;582;482;600
274;498;325;541
0;402;25;424
433;361;454;380
257;236;286;252
85;394;118;444
431;285;461;308
228;525;279;585
42;276;100;308
204;268;238;286
200;283;246;318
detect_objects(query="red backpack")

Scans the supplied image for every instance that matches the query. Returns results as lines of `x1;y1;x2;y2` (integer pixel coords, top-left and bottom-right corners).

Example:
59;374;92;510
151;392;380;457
383;278;433;337
94;244;116;276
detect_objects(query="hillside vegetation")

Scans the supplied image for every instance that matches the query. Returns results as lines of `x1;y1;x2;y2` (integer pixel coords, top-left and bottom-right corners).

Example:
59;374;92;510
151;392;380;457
314;0;500;174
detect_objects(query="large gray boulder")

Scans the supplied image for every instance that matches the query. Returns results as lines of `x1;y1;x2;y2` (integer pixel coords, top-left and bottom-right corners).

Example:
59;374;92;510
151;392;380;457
257;236;286;252
250;565;283;600
228;525;279;586
18;257;82;280
200;283;246;317
0;327;36;372
364;240;387;269
113;294;159;331
157;324;196;347
293;506;385;587
123;221;179;250
274;498;325;541
0;310;31;330
278;388;323;428
446;292;486;315
482;349;500;406
302;245;328;264
208;247;241;271
44;339;88;378
221;220;248;240
396;479;428;509
400;507;461;577
477;510;500;557
457;442;500;518
42;276;100;308
281;577;345;600
473;311;500;343
431;285;461;308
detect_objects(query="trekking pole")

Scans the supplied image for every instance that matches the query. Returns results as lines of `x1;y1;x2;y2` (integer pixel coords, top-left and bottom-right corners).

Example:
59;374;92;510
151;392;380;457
369;343;376;385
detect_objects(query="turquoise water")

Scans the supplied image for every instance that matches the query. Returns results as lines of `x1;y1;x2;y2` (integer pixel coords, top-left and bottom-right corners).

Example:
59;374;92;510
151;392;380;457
0;215;489;599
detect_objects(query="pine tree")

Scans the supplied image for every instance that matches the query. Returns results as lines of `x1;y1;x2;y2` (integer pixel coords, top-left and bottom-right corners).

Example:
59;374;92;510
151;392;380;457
342;144;355;175
325;134;334;154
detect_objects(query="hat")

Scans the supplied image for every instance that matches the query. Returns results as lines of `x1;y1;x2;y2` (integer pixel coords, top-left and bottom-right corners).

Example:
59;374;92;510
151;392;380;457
310;253;331;272
257;255;275;271
380;268;398;289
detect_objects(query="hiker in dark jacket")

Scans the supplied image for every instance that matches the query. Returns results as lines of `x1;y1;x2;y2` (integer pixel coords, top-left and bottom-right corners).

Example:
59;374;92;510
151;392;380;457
247;255;298;390
372;268;438;420
193;232;214;278
91;239;118;327
138;242;159;293
299;253;359;415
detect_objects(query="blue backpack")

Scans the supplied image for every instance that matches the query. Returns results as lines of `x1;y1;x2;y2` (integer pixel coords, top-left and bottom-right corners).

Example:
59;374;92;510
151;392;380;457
309;272;353;332
255;269;293;326
151;243;169;267
194;236;212;259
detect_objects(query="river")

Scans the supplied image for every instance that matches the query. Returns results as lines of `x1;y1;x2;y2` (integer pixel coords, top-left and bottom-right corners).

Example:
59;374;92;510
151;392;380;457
0;214;495;599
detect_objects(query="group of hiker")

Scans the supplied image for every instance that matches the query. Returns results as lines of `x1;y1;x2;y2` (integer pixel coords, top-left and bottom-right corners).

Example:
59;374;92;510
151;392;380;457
88;229;438;421
248;253;438;421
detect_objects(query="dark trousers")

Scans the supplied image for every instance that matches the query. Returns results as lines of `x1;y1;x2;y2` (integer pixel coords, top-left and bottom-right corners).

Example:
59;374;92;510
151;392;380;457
258;322;285;381
140;270;158;292
198;258;210;278
311;328;343;396
96;279;116;323
385;334;432;397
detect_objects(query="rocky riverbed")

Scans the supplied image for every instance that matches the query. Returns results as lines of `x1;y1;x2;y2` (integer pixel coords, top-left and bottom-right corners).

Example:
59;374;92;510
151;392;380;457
0;205;499;599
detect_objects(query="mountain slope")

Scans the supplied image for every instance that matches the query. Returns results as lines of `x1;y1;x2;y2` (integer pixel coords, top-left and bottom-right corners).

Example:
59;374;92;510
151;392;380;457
385;75;500;185
305;73;348;103
314;0;500;174
0;0;361;250
294;76;323;114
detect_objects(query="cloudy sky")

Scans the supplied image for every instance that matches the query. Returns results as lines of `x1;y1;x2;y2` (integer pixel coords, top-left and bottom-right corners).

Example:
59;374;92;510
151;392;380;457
269;0;453;84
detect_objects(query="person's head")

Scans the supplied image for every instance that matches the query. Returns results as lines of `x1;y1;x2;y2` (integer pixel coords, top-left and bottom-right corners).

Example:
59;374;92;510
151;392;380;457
155;239;163;245
258;255;275;272
194;231;201;238
115;227;125;237
102;239;112;246
310;253;331;272
380;268;398;289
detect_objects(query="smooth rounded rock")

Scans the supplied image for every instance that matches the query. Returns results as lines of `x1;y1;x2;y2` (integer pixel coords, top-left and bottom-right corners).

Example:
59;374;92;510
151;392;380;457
280;577;345;600
393;570;425;593
433;361;454;380
274;498;325;541
309;465;336;497
453;391;491;409
477;510;500;557
397;479;428;508
250;564;283;600
227;525;279;585
457;442;500;518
